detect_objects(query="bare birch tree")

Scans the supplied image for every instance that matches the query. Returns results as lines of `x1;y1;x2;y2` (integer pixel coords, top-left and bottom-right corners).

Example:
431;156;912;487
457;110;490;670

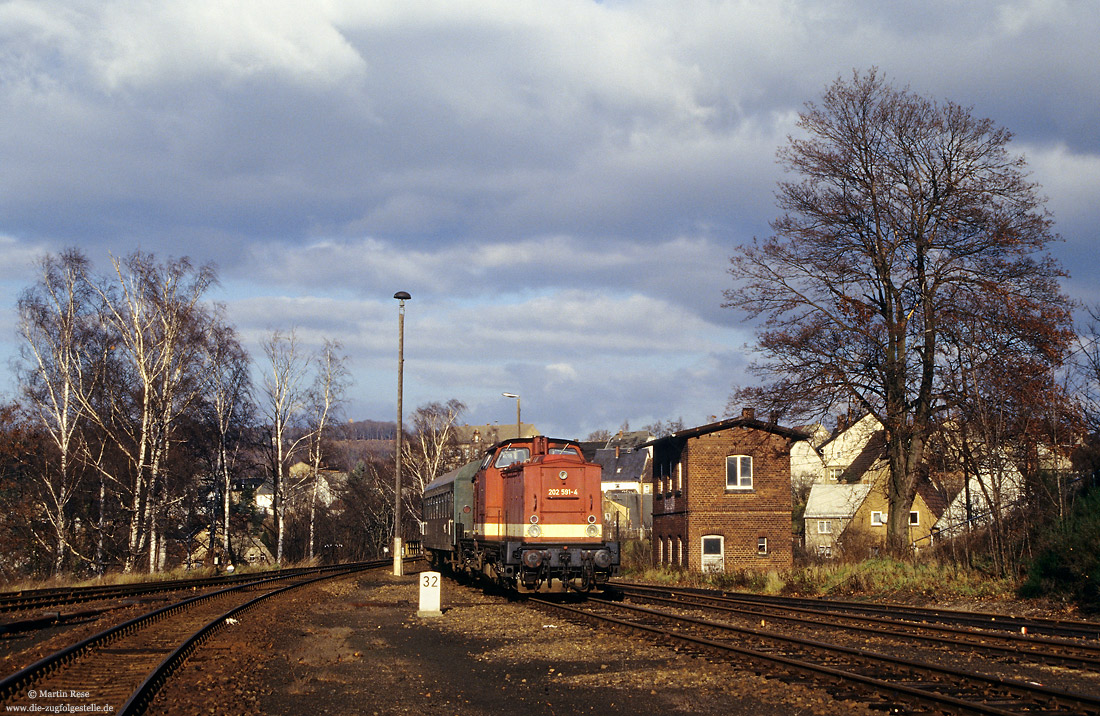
81;252;216;572
200;312;254;562
261;329;312;563
304;340;349;560
402;399;467;516
16;249;95;575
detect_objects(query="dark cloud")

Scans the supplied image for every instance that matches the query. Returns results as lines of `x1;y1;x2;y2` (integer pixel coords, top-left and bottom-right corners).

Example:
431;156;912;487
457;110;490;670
2;0;1097;435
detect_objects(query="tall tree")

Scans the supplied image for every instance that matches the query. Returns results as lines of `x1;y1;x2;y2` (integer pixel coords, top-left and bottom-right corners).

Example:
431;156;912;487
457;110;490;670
199;311;254;563
81;252;217;572
15;250;95;575
261;329;312;563
304;339;349;560
724;69;1073;550
402;399;467;513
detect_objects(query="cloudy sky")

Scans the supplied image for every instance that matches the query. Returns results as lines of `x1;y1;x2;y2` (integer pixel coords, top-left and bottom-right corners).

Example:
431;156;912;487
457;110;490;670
2;0;1098;439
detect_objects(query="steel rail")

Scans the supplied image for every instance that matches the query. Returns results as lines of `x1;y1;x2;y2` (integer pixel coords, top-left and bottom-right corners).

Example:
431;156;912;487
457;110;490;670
0;562;364;702
609;584;1100;670
615;582;1100;640
0;563;374;614
533;597;1100;715
119;563;384;715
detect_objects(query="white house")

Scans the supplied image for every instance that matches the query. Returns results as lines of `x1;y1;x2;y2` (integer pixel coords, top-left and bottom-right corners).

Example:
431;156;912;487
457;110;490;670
803;483;872;557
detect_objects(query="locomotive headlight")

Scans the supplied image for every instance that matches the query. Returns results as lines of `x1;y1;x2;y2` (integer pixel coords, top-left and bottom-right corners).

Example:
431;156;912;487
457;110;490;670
558;470;568;480
587;515;596;524
530;515;539;524
594;549;613;569
527;524;541;537
585;524;599;537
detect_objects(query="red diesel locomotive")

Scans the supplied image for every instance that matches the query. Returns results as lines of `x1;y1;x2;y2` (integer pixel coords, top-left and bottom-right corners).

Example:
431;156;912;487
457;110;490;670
422;435;619;592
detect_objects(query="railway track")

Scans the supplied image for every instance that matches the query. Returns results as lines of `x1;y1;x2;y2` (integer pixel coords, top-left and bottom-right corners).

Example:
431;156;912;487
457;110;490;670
0;560;388;715
607;583;1100;671
0;565;335;616
532;589;1100;715
612;583;1100;640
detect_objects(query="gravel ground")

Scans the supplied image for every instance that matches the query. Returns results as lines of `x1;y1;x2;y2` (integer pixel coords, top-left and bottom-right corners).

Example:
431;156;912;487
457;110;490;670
154;569;880;716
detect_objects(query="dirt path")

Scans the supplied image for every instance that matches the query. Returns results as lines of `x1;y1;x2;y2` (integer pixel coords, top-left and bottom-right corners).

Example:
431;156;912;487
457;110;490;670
155;570;876;715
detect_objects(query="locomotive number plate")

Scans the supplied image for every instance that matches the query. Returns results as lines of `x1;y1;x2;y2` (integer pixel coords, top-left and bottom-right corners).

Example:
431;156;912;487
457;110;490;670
547;487;579;497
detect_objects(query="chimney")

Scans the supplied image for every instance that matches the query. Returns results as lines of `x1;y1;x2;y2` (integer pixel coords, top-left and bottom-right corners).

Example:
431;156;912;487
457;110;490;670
615;445;621;459
836;414;848;433
741;407;756;421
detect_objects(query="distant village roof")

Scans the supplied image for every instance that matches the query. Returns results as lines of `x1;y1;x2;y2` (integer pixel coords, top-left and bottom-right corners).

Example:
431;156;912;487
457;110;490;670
606;430;653;449
592;446;649;483
840;429;887;482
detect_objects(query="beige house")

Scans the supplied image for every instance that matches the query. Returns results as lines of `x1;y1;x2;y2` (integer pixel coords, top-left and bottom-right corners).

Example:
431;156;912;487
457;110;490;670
802;413;943;555
804;475;937;557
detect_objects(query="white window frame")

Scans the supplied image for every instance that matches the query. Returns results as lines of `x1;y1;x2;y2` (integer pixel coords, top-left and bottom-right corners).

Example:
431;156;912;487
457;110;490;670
701;535;725;573
818;520;832;534
871;511;886;526
726;455;753;490
909;511;920;526
827;467;844;482
757;537;768;555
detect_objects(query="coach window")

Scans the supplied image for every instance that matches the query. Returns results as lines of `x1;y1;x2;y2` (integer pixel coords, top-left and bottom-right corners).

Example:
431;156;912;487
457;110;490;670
726;455;753;490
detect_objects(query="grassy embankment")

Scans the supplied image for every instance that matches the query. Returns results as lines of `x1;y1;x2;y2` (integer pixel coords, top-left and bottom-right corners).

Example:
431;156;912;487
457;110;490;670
622;555;1017;603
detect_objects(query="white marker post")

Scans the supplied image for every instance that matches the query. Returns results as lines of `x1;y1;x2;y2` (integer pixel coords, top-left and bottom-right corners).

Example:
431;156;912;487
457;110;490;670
418;571;443;617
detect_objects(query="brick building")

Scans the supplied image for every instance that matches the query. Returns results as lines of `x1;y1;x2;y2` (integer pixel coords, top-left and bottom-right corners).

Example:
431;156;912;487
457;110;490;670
646;409;807;572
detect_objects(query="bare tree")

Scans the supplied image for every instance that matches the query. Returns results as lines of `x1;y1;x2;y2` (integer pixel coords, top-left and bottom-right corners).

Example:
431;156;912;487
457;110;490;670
80;252;217;572
200;312;254;563
15;250;95;575
402;399;467;513
724;69;1073;551
303;340;349;560
261;329;312;563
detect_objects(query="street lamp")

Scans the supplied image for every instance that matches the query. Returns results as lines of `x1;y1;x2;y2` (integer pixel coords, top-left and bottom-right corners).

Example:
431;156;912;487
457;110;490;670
502;392;521;439
394;291;411;576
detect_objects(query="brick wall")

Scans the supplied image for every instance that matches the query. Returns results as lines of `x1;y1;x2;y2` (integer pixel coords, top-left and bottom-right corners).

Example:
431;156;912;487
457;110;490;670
653;424;794;571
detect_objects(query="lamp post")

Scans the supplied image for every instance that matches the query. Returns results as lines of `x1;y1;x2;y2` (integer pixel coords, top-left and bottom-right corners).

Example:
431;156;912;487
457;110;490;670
393;291;411;576
502;392;521;439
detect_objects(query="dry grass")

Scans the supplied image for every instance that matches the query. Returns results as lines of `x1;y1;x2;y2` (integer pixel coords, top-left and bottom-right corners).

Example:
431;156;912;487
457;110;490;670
622;557;1017;603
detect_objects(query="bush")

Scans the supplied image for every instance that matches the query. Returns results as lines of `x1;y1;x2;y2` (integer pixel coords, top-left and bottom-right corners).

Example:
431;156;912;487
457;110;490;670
1019;488;1100;610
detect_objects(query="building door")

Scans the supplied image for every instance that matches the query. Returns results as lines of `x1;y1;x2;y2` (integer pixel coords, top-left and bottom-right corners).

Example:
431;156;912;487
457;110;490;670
701;535;724;573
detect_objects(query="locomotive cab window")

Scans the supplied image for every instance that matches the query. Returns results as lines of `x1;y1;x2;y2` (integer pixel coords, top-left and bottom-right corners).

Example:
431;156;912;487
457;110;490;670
549;446;580;457
494;447;530;468
725;455;753;490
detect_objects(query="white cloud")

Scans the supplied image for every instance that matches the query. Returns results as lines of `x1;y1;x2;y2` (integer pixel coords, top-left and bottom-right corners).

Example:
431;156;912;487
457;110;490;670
3;0;1099;434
